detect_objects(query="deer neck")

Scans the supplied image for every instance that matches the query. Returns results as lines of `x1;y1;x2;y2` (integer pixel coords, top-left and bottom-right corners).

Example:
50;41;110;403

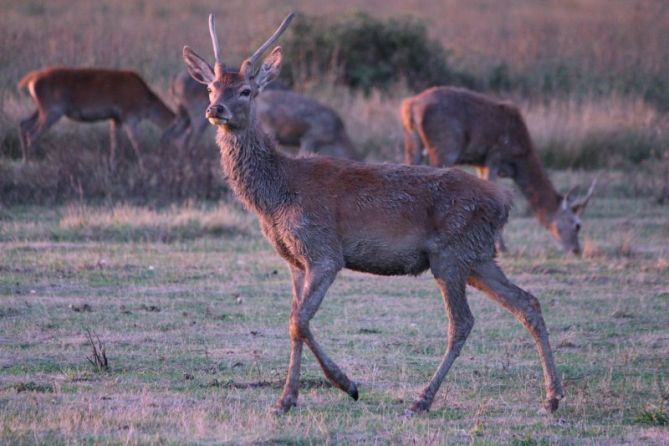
513;148;562;229
148;96;176;129
215;118;292;215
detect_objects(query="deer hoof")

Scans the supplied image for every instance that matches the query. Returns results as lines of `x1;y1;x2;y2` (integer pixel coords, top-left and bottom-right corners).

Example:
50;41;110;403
272;397;296;415
405;399;430;415
543;397;560;413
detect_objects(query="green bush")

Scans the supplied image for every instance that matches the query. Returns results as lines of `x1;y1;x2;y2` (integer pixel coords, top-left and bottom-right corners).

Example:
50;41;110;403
282;13;473;93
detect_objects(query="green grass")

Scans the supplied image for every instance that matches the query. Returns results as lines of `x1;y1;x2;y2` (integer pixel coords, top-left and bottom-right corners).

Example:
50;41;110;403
1;170;668;444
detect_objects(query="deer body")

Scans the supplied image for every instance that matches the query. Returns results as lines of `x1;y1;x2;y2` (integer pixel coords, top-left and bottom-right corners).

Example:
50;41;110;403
18;67;175;168
164;71;360;160
402;86;595;254
184;13;563;414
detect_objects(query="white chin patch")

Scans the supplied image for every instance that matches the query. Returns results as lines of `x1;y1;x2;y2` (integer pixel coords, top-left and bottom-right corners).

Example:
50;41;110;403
208;117;228;126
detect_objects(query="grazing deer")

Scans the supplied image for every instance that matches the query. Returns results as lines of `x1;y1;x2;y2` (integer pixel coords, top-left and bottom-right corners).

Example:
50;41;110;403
401;87;596;255
183;13;563;415
163;71;360;160
18;67;175;169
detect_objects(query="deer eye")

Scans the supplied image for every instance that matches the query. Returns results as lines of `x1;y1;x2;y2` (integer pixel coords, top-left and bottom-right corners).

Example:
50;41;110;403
206;87;212;94
240;88;252;97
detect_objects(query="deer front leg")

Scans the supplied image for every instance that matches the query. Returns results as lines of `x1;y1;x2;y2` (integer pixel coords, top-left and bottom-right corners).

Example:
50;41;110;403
275;265;305;413
20;110;62;162
123;121;145;172
109;119;122;170
468;260;563;412
276;262;355;413
19;111;39;162
407;260;473;414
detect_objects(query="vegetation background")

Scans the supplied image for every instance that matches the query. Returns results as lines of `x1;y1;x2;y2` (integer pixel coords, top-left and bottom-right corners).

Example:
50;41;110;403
1;0;668;203
0;0;668;444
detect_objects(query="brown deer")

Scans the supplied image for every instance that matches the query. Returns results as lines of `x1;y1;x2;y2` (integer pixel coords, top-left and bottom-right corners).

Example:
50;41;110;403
401;86;596;255
18;67;175;169
163;70;361;160
183;13;563;415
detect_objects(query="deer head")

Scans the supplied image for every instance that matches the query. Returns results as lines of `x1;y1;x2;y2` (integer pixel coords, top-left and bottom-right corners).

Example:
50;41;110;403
182;13;295;131
549;178;597;255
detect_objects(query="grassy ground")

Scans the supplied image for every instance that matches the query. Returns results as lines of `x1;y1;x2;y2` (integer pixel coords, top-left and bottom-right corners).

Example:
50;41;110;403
1;170;668;444
0;1;668;443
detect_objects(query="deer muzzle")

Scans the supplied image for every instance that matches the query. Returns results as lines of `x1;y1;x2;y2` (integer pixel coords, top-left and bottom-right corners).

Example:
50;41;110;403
206;104;231;126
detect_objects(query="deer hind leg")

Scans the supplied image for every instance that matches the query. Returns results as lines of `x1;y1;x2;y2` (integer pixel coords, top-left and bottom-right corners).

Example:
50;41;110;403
276;261;357;413
468;259;563;412
418;117;466;167
407;258;473;414
403;127;424;165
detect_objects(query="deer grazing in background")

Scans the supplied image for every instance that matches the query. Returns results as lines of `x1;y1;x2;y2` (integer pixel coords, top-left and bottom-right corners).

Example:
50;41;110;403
18;67;175;169
401;86;596;255
163;70;361;160
183;13;563;415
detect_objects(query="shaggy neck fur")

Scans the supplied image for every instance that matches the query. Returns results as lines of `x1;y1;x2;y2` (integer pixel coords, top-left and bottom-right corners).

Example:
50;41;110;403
216;115;293;215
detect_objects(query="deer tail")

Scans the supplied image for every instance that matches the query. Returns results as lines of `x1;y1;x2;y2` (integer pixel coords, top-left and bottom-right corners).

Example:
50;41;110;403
17;71;39;92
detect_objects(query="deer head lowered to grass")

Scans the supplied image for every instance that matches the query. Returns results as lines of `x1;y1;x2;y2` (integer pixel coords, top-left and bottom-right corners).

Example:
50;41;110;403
17;68;175;170
183;13;564;415
401;86;596;255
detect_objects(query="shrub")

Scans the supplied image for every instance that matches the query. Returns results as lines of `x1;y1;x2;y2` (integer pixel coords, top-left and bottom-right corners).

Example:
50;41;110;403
282;13;473;93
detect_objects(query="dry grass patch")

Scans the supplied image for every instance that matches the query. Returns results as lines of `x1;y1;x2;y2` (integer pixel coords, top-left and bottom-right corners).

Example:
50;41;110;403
1;169;668;443
55;202;255;242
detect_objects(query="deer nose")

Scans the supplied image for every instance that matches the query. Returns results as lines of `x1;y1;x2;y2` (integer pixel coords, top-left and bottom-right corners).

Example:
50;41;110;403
206;104;229;119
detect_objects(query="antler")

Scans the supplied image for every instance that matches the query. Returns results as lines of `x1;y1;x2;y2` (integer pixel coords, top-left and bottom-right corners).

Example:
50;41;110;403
573;177;597;209
241;12;296;76
209;13;226;76
564;177;597;212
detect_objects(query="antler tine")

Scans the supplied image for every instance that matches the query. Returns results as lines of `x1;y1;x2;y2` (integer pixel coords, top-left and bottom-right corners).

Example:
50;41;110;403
209;13;222;65
570;177;598;210
586;177;598;198
243;12;296;74
579;177;597;205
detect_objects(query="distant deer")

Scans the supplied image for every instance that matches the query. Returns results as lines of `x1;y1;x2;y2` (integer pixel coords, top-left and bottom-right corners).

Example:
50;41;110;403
183;13;563;415
401;87;595;255
18;67;175;169
163;70;361;160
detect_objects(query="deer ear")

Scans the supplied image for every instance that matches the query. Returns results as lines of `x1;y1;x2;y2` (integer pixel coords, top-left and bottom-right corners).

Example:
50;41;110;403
255;47;282;91
183;46;215;85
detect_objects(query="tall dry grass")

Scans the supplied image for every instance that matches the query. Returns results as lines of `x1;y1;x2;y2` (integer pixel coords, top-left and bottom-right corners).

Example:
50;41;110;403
307;85;669;168
1;0;668;203
2;0;666;97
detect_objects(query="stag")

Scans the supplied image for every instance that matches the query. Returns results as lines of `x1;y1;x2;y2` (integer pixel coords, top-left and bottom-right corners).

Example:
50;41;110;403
401;87;596;255
18;67;175;169
183;13;563;415
163;71;360;160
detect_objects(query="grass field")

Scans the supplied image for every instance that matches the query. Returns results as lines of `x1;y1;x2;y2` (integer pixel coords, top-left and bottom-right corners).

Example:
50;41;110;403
1;171;668;444
1;0;668;444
